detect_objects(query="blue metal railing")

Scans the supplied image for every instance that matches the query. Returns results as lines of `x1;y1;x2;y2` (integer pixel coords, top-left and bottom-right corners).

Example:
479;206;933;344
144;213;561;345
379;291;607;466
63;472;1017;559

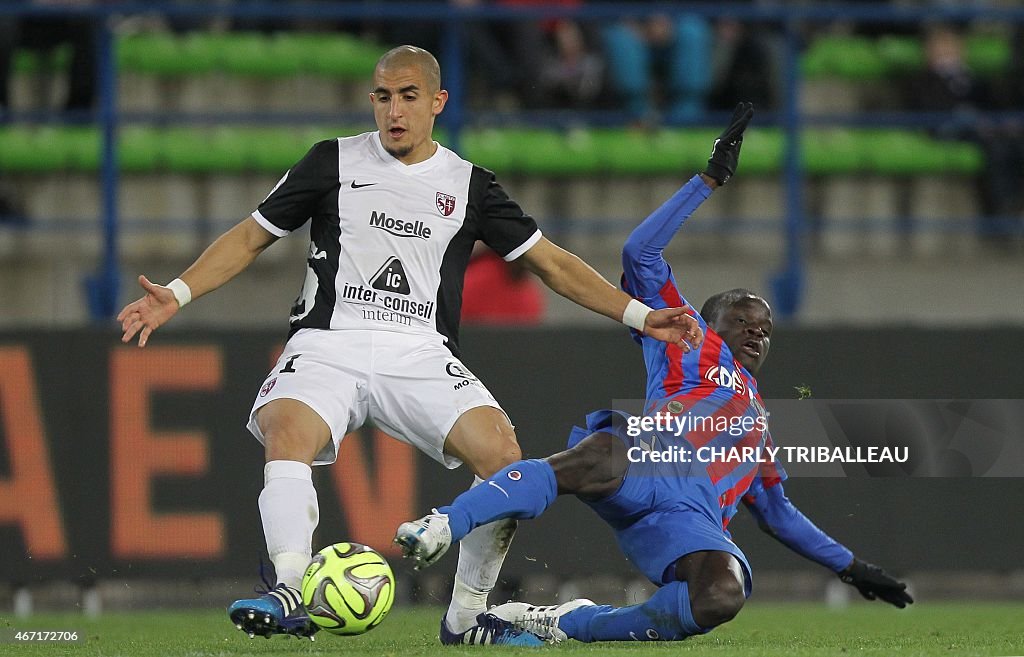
2;1;1023;319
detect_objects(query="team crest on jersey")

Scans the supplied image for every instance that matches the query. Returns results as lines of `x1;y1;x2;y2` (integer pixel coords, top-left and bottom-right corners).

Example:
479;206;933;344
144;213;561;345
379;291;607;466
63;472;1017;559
436;191;456;216
507;470;522;481
260;378;277;397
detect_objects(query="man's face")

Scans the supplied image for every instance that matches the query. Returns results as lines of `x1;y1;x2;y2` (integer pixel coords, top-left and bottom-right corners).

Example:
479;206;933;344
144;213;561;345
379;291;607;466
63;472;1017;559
712;297;773;374
370;64;447;165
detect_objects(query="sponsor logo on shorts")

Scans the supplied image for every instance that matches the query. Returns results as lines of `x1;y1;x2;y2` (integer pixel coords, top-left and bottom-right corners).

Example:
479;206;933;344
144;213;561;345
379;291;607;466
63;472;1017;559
446;361;480;391
436;191;456;216
507;470;521;481
260;377;277;397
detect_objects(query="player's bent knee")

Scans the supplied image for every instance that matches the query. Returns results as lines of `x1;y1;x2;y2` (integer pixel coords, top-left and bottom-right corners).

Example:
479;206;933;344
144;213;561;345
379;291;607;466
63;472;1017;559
500;440;523;467
548;432;626;499
476;439;522;477
257;399;331;464
444;405;522;477
690;578;745;629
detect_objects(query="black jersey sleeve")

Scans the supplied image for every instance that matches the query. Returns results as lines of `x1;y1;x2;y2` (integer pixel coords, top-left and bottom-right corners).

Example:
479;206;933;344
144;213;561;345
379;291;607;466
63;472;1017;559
468;166;541;260
255;139;339;233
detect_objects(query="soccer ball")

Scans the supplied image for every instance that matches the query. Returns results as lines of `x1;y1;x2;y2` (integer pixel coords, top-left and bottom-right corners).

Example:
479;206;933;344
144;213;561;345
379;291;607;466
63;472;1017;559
301;542;395;635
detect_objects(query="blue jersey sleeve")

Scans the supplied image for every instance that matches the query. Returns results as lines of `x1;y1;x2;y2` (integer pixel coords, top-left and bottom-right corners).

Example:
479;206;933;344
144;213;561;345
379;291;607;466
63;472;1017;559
742;481;854;573
621;175;713;301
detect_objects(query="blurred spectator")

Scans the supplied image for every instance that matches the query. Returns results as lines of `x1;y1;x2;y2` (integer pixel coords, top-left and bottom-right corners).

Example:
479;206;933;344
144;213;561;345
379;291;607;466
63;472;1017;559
456;0;550;109
0;181;23;224
708;18;778;112
993;24;1024;123
0;18;14;116
0;1;97;114
531;6;605;110
595;2;713;125
367;0;445;56
461;247;546;325
457;0;604;110
905;24;1024;241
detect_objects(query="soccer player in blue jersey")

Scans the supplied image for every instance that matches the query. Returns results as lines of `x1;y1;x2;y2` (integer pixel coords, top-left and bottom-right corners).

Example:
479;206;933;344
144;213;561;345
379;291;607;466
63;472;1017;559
395;103;912;644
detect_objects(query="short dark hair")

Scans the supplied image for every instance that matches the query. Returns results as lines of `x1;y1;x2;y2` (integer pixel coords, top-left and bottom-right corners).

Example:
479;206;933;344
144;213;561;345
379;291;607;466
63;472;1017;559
700;288;766;326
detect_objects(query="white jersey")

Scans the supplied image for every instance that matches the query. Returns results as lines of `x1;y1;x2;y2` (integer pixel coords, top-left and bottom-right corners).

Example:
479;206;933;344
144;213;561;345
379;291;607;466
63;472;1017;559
252;131;542;356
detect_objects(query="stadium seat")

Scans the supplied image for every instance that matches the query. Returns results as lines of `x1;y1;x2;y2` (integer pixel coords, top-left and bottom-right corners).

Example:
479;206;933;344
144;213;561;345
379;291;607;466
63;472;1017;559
119;126;162;172
736;129;784;176
803;129;864;175
176;32;224;74
118;33;190;76
802;36;886;80
304;33;383;79
965;34;1011;76
0;126;985;178
0;127;67;172
802;33;1011;80
504;129;602;176
248;128;321;171
875;35;924;75
589;129;709;175
460;129;517;173
859;130;983;176
112;31;383;80
221;34;300;78
157;127;249;173
12;45;71;75
63;126;101;172
12;31;1013;87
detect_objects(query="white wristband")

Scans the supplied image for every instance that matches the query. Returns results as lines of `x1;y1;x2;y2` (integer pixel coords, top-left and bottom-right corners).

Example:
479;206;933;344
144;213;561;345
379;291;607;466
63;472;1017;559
622;298;652;333
166;278;192;308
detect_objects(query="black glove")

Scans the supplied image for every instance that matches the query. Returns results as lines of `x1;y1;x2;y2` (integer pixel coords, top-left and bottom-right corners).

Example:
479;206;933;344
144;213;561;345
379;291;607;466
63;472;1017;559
839;558;914;608
704;101;754;185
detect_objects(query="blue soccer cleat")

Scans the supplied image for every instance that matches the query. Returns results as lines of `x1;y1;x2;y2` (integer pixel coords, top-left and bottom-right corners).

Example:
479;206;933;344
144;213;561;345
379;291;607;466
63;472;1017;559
438;613;545;646
228;582;318;640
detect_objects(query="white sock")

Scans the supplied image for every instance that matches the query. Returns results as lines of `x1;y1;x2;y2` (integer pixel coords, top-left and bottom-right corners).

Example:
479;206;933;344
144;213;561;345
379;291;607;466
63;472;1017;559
445;476;518;633
259;460;318;590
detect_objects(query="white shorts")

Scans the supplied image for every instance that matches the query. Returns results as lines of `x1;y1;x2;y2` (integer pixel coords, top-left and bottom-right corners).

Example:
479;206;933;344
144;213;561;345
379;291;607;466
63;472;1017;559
247;328;506;468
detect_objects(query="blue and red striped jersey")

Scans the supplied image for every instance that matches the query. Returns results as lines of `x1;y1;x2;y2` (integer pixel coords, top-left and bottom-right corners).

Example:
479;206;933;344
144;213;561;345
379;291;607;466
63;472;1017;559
621;175;786;529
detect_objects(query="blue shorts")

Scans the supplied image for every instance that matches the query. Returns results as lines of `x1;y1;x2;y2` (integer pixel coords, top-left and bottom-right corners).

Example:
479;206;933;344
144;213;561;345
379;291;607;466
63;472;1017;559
567;410;753;596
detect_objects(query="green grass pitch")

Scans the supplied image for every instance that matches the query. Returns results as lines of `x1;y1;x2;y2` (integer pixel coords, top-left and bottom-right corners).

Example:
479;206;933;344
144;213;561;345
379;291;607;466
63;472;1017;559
4;603;1022;656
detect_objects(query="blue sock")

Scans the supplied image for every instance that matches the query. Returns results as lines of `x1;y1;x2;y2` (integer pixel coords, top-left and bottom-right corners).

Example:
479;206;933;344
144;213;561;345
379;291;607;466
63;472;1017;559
558;581;707;642
438;459;557;543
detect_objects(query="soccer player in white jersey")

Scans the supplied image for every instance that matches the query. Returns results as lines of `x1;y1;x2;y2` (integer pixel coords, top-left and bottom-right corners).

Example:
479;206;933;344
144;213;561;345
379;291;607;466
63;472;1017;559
117;45;701;645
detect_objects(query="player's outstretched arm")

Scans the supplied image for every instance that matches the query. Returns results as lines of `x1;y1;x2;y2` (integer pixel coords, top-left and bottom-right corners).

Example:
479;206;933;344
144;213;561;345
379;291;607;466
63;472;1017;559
117;216;277;347
519;237;702;351
621;102;753;300
743;482;912;608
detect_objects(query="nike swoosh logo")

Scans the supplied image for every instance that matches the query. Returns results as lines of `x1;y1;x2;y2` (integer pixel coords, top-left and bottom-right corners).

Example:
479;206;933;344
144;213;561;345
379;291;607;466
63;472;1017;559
351;181;377;189
487;481;510;499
